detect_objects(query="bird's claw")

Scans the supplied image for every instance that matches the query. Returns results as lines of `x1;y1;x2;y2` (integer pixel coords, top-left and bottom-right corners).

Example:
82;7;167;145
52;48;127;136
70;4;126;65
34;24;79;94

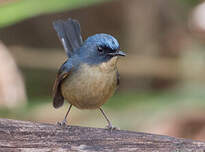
106;124;119;131
57;119;67;127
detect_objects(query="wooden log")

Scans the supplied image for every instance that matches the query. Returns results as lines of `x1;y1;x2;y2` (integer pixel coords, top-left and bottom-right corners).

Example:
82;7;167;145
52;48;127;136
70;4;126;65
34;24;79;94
0;118;205;152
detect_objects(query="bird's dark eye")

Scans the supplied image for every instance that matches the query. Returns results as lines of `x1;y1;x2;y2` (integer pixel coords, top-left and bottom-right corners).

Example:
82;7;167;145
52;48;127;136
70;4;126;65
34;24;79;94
97;46;103;53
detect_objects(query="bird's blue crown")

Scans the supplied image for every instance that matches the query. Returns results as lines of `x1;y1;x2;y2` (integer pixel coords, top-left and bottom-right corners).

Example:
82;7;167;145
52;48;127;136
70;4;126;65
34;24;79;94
84;33;120;51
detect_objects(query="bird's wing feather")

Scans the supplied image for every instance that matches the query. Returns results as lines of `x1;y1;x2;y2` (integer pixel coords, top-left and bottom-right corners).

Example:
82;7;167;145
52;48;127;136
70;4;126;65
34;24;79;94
53;61;73;108
53;18;83;57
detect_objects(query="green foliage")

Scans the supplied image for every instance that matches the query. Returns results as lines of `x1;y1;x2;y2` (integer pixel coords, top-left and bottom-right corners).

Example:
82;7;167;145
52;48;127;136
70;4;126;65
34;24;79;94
0;0;109;28
179;0;200;7
1;88;205;120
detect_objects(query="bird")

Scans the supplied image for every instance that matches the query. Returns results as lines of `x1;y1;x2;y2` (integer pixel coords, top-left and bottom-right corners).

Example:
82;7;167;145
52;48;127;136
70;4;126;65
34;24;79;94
52;18;126;130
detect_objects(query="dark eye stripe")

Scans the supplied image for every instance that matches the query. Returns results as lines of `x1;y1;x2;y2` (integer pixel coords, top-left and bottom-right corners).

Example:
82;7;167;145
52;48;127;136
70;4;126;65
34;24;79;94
97;46;103;52
98;45;116;53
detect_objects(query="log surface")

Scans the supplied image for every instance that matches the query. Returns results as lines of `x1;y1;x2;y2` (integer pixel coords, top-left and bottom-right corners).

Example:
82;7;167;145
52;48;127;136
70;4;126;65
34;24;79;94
0;118;205;152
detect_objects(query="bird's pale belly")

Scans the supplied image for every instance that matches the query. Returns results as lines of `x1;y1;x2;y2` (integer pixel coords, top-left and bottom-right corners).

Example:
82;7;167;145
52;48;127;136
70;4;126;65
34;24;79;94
61;63;117;109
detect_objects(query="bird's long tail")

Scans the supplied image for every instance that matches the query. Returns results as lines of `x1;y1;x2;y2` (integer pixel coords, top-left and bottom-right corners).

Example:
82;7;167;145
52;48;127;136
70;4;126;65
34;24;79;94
53;18;83;57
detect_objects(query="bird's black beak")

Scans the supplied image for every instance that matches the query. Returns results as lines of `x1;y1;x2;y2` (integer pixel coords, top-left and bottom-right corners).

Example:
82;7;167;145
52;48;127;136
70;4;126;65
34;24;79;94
116;50;126;56
108;50;126;57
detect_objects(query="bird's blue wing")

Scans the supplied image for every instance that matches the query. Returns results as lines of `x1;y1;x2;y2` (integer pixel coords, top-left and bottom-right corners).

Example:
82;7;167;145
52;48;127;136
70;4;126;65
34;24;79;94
53;18;83;57
53;60;73;108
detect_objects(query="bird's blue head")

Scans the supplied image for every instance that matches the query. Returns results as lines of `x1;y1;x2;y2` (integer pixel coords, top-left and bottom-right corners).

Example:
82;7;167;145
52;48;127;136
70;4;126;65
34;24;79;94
80;33;126;65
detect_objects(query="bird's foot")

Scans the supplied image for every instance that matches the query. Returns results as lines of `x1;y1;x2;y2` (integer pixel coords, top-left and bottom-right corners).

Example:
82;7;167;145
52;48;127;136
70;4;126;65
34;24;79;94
57;119;67;127
106;124;120;131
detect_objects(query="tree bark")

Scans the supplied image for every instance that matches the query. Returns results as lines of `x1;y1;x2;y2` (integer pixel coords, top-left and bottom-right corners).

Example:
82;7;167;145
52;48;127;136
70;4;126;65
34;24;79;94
0;118;204;152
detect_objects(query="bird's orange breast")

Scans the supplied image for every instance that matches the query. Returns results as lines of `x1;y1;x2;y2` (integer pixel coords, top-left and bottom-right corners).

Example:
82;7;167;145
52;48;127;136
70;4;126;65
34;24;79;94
61;57;118;109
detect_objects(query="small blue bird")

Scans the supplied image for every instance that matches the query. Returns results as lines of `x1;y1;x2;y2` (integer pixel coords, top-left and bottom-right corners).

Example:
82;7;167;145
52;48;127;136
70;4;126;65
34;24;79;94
52;18;126;129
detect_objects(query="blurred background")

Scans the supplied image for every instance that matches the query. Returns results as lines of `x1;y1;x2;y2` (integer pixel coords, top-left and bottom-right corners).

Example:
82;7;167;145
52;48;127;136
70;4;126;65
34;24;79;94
1;0;205;141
